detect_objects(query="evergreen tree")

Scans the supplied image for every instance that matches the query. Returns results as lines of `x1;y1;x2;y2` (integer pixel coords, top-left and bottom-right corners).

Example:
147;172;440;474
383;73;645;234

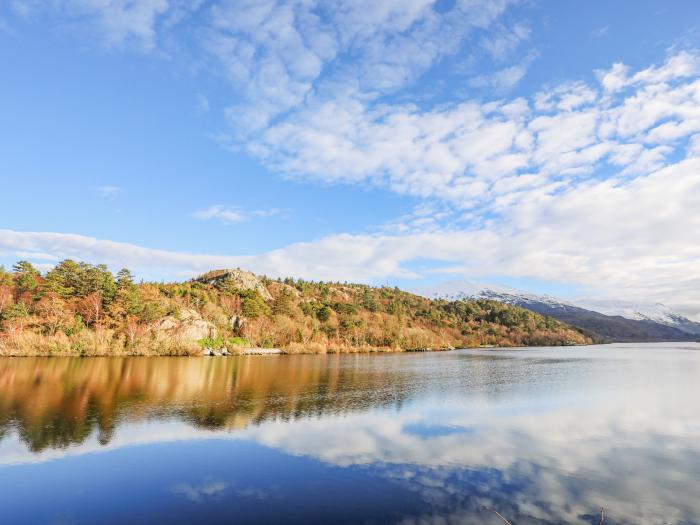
241;290;270;319
12;260;40;294
272;289;294;316
42;260;116;305
43;259;81;299
316;305;332;322
116;268;135;288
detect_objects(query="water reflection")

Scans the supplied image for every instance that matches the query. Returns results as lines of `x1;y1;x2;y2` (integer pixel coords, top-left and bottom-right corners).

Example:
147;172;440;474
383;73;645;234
0;354;415;452
0;344;699;524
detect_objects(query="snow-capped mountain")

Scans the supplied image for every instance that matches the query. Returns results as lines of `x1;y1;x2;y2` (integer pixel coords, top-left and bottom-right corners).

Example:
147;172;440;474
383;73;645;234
418;280;574;310
415;281;700;342
575;299;700;336
576;299;682;324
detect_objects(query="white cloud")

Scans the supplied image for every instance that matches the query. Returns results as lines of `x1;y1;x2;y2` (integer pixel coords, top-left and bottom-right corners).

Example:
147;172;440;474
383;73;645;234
193;205;244;224
480;22;531;62
96;185;122;198
5;8;700;321
206;0;517;134
235;361;700;524
3;148;700;321
3;344;700;522
245;52;700;214
13;0;171;50
11;0;522;137
469;54;534;93
192;205;283;224
173;481;228;503
590;25;609;39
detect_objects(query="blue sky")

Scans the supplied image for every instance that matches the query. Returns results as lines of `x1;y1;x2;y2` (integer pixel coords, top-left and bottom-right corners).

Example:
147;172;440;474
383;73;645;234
1;1;700;317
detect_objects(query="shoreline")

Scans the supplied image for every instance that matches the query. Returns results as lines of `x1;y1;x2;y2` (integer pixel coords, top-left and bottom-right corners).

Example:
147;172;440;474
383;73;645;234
0;342;591;358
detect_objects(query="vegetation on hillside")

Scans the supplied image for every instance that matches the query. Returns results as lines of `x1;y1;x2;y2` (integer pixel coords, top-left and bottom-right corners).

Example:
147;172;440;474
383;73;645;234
0;260;590;356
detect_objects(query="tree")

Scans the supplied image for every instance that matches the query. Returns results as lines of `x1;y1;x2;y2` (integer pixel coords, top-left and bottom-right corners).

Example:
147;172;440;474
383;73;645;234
0;266;13;286
0;285;13;320
112;283;142;318
362;289;379;312
36;292;71;336
135;286;167;324
316;305;332;322
78;292;103;326
3;315;29;341
123;315;148;347
42;259;81;299
220;294;242;316
12;260;39;275
241;290;270;319
2;302;29;321
13;260;40;295
116;268;135;288
42;260;116;306
83;264;117;305
272;289;294;316
318;283;330;301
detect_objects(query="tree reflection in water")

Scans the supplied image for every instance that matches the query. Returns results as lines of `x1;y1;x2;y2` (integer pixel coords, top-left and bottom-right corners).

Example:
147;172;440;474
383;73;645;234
0;355;414;451
1;346;700;524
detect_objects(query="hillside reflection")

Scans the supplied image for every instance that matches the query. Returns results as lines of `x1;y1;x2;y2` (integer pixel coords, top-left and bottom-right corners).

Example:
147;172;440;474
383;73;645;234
1;346;700;524
0;355;413;452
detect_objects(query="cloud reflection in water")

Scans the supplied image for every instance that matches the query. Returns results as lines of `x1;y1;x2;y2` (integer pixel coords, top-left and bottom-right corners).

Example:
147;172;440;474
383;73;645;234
0;344;698;524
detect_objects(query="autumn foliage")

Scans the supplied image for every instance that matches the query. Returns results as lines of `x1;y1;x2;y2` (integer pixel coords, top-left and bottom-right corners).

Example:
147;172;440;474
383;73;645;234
0;260;590;356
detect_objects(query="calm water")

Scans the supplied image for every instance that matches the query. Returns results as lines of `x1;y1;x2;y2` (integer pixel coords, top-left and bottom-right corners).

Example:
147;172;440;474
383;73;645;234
1;343;699;524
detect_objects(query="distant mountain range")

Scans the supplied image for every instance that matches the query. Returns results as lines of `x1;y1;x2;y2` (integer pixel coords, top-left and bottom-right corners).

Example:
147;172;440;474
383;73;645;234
415;281;700;343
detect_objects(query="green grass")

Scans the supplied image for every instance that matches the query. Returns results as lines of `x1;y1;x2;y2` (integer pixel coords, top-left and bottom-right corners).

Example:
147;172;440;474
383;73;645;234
198;336;251;348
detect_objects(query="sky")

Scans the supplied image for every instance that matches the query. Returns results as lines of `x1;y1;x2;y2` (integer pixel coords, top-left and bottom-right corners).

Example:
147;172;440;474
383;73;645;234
1;0;700;319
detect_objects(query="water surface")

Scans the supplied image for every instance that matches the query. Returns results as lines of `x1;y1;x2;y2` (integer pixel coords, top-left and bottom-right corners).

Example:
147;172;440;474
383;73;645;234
1;343;699;524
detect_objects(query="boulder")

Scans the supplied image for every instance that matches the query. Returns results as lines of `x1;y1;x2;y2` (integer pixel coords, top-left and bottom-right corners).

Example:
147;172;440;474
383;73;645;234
155;308;217;343
195;268;272;301
203;347;231;357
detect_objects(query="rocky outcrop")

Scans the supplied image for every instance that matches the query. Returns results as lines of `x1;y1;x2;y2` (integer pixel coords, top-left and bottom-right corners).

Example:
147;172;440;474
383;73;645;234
196;268;272;301
229;315;244;331
202;347;231;356
155;308;217;342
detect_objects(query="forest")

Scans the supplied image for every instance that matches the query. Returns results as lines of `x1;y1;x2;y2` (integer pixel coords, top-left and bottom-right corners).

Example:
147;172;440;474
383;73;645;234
0;260;590;356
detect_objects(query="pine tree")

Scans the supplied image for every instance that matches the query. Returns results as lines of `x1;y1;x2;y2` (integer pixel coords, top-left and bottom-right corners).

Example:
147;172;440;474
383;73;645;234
12;260;40;294
116;268;135;288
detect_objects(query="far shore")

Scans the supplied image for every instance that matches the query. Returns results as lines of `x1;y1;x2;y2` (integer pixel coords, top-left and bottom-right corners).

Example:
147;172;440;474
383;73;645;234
0;341;591;358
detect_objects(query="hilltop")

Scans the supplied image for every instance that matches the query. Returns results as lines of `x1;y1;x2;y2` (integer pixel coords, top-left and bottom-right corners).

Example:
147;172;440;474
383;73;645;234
0;261;590;356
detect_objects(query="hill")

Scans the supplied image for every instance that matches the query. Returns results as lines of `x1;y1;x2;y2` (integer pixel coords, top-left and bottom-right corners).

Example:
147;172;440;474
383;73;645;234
0;261;590;356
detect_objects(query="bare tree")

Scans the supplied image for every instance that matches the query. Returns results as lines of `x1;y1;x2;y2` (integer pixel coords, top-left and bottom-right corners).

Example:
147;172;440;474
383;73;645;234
124;315;148;347
79;292;103;326
0;285;13;318
36;292;70;336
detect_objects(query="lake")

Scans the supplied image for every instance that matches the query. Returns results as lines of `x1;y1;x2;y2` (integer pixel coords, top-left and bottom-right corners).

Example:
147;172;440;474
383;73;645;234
0;343;699;524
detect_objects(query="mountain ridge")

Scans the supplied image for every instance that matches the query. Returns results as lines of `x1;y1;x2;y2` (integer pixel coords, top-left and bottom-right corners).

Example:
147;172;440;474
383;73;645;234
415;281;700;343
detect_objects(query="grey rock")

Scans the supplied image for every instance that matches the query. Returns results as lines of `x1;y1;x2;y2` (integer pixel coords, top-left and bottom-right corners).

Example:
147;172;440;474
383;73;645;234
196;269;272;301
229;315;244;331
155;308;218;343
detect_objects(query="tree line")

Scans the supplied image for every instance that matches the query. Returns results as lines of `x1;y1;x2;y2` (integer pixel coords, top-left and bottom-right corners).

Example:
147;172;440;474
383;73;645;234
0;260;589;356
